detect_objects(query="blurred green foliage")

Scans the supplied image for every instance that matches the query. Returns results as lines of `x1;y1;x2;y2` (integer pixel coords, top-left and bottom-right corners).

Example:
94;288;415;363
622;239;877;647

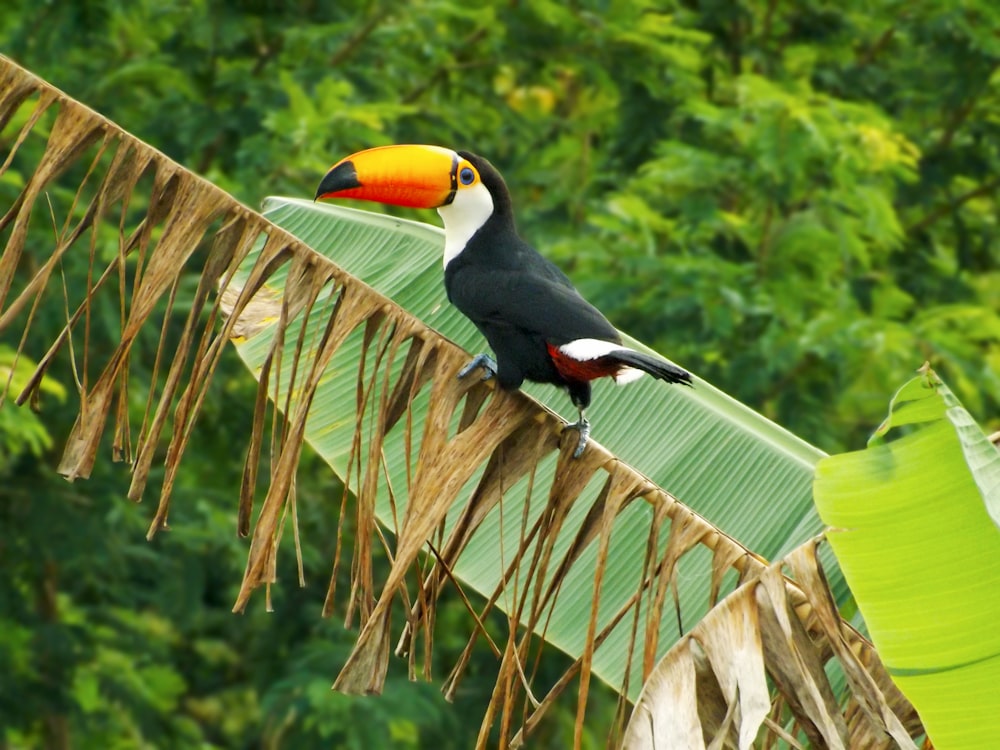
1;0;998;747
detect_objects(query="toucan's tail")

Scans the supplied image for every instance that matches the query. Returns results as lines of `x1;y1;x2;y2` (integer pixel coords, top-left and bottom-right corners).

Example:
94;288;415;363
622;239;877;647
611;348;693;386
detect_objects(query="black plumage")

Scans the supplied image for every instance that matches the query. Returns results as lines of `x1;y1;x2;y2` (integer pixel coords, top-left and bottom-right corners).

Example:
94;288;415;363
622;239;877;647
444;152;690;419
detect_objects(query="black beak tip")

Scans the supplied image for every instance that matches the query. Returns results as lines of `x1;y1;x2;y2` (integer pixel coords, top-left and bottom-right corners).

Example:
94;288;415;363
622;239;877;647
315;161;360;201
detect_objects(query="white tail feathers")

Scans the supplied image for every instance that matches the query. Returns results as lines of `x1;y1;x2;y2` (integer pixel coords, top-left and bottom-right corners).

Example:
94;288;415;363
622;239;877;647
558;338;692;387
614;367;645;385
558;338;629;361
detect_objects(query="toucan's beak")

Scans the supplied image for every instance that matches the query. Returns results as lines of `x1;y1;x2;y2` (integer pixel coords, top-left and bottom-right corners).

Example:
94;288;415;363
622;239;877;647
315;144;459;209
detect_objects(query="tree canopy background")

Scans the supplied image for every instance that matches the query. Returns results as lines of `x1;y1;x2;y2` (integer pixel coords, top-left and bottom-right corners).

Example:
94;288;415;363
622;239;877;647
1;1;998;747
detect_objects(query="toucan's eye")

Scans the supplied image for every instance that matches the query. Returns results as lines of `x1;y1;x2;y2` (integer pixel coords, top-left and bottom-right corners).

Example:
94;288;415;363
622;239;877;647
459;166;476;185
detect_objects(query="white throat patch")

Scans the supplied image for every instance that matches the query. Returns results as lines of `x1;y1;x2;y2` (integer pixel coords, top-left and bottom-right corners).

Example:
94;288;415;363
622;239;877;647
437;182;495;268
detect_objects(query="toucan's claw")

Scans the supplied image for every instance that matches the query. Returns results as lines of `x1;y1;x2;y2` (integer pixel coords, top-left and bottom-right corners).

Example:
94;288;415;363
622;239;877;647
458;353;497;381
568;417;591;459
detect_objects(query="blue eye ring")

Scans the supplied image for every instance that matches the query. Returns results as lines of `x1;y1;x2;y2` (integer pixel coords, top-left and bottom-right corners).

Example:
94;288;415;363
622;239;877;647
459;166;475;185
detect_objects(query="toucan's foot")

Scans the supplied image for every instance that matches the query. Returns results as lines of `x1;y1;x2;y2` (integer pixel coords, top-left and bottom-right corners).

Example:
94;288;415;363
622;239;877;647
458;353;497;381
567;417;591;459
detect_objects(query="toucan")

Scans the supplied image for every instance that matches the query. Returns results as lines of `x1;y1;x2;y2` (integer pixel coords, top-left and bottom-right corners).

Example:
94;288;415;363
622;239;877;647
315;145;692;457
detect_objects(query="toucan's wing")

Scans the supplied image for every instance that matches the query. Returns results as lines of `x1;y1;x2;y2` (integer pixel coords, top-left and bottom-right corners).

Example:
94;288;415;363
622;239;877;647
448;266;621;345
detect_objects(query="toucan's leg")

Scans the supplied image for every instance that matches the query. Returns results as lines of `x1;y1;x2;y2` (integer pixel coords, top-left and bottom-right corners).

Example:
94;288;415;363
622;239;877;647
564;382;593;459
567;409;591;458
458;353;497;381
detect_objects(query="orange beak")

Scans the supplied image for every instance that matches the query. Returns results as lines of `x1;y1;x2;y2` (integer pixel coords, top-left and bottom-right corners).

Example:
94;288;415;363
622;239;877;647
315;144;460;209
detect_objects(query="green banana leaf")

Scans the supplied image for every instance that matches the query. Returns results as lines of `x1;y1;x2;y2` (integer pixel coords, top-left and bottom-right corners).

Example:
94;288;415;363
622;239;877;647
814;368;1000;748
228;196;828;694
